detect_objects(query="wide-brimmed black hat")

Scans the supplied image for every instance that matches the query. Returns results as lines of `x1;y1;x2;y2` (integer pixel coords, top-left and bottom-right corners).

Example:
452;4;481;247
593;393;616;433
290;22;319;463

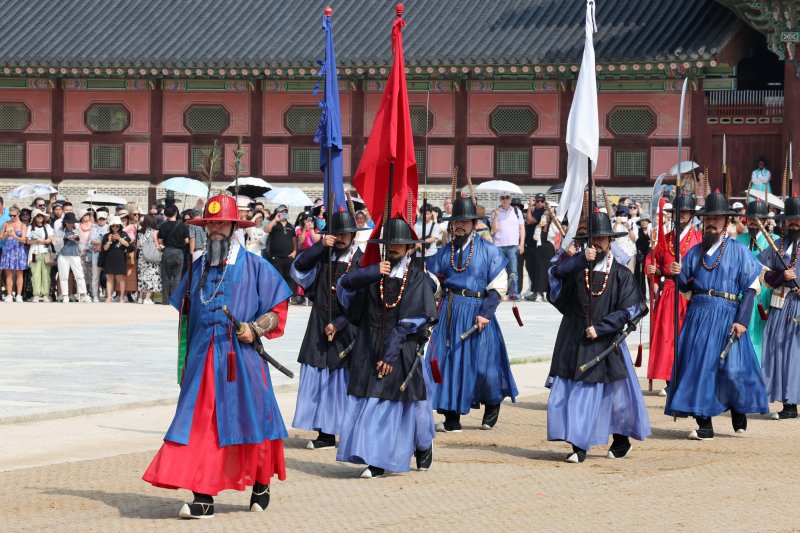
324;210;370;234
441;197;480;222
574;212;628;239
367;217;423;245
668;192;697;212
61;212;78;225
776;196;800;220
745;199;770;219
696;191;737;217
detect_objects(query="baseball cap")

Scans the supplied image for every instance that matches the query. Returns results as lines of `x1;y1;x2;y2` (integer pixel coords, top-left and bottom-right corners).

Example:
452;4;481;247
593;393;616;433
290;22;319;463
276;204;288;212
96;211;108;219
534;193;546;201
731;201;744;210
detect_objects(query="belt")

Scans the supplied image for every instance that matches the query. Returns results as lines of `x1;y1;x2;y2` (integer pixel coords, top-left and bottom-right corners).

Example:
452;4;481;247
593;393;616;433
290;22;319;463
446;288;486;299
692;289;740;302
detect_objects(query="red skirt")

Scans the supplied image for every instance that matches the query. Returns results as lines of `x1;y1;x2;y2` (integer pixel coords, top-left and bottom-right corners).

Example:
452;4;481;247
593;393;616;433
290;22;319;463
646;280;689;381
143;341;286;496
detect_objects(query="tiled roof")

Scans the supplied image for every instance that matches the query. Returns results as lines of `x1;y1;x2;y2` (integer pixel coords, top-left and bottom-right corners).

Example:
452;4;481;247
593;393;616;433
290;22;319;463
0;0;742;69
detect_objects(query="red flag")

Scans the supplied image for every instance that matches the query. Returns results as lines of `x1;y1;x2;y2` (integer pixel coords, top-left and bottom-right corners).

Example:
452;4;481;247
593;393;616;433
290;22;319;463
353;3;418;265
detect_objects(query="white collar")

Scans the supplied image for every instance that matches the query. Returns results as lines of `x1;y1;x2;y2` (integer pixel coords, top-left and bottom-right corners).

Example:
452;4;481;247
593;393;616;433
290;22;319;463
389;255;410;279
680;224;691;239
333;244;356;263
705;234;725;256
593;252;614;272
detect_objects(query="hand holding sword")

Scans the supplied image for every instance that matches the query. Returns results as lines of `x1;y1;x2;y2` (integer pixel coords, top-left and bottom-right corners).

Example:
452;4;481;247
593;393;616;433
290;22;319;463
221;306;295;379
459;315;490;340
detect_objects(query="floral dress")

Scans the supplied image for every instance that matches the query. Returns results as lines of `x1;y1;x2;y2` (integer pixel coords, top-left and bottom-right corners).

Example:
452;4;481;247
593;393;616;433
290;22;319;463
0;228;27;270
137;228;162;293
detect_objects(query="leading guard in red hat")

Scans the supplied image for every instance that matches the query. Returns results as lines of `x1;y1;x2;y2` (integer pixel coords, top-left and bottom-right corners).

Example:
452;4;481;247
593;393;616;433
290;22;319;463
143;195;292;519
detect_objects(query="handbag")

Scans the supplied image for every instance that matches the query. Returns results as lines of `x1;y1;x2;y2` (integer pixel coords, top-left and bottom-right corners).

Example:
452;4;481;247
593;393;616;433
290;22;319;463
141;230;162;263
42;226;56;266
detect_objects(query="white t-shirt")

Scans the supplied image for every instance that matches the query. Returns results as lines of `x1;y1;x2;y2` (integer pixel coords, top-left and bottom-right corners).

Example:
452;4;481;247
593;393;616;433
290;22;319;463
414;219;444;258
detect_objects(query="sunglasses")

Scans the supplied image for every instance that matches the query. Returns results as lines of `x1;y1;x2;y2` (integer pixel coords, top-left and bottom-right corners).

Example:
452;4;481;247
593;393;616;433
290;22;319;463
500;196;511;200
9;214;17;218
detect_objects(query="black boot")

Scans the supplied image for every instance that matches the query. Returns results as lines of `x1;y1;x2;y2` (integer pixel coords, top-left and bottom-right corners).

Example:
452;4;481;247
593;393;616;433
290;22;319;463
436;410;462;432
415;446;433;471
179;492;214;519
481;404;501;430
731;411;747;433
307;431;336;450
250;482;270;512
777;403;798;420
360;465;385;479
607;433;632;459
566;444;586;463
689;416;714;440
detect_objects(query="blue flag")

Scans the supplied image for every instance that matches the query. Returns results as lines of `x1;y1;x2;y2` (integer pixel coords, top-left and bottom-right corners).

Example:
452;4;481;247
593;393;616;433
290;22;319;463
315;12;346;216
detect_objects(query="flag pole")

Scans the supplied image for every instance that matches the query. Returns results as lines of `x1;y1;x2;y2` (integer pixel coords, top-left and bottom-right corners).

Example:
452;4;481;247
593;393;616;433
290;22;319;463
327;141;334;341
586;157;594;327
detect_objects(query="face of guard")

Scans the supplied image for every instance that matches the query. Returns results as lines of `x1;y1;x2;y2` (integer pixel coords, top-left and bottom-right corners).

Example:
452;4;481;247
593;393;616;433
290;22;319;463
452;219;475;238
387;243;409;262
334;232;354;250
679;210;693;225
590;236;611;254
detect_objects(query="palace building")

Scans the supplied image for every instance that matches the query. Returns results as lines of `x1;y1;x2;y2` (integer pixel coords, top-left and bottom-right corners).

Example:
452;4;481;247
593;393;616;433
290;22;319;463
0;0;796;208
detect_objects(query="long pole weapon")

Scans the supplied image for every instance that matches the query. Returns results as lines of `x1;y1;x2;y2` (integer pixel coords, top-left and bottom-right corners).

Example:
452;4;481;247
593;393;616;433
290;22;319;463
669;77;690;409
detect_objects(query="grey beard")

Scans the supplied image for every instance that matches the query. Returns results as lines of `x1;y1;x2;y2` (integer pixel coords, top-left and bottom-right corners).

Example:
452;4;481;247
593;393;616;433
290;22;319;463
208;236;230;267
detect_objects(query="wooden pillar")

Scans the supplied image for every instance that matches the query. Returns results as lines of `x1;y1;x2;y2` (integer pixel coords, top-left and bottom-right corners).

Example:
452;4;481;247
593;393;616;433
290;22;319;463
52;82;64;184
690;78;710;191
784;61;800;195
453;78;468;186
559;83;573;182
251;80;263;179
350;80;365;180
148;80;163;208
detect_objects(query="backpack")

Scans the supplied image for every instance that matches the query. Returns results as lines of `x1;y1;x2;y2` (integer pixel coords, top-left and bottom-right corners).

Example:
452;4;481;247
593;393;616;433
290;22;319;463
141;229;162;263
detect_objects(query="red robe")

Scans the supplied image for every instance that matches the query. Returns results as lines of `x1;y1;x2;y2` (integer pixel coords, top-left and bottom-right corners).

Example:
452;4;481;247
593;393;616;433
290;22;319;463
646;227;701;381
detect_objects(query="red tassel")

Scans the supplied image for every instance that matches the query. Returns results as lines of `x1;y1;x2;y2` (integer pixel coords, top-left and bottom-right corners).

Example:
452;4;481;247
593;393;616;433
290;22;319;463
227;351;236;382
635;344;643;367
758;302;768;321
430;358;443;384
512;304;524;327
227;323;236;382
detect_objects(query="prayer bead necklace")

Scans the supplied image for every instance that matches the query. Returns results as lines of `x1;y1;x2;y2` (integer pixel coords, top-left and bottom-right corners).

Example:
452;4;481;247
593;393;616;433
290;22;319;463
667;228;694;258
330;245;357;292
450;234;475;272
380;255;411;309
779;236;800;268
584;253;612;297
701;236;726;271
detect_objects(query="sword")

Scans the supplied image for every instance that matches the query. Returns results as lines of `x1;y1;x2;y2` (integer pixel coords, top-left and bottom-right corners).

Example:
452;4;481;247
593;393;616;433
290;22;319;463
719;331;737;360
399;325;432;392
460;324;478;340
338;339;355;359
578;307;649;375
221;306;295;379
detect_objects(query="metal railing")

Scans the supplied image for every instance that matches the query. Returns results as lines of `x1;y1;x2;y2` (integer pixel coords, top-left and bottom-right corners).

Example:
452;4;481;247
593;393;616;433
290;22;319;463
706;90;783;117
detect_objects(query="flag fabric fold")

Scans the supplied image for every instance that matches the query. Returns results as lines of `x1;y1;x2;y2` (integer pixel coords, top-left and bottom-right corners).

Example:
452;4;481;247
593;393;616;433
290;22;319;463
353;11;418;265
558;0;599;249
315;12;346;215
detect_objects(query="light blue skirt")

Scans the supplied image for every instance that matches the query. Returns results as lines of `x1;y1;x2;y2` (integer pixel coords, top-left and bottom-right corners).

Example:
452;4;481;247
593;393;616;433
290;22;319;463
292;365;349;436
762;295;800;404
337;356;435;472
547;344;651;452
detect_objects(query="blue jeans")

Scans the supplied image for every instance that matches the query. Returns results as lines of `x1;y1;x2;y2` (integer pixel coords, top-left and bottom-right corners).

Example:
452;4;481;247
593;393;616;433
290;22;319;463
498;245;518;296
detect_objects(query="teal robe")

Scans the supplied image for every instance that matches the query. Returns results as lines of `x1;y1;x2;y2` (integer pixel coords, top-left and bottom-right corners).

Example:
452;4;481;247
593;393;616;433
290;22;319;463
735;231;776;364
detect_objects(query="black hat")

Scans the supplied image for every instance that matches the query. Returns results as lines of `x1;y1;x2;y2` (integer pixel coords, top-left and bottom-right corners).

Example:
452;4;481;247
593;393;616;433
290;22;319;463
534;193;546;201
745;199;770;219
575;212;628;239
669;192;697;212
776;195;800;220
696;191;737;217
441;197;480;222
367;217;423;245
62;212;78;225
325;210;369;234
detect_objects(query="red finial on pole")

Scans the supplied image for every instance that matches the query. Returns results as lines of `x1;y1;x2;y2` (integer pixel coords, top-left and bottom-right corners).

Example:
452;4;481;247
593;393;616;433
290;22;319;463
395;3;404;17
325;6;332;17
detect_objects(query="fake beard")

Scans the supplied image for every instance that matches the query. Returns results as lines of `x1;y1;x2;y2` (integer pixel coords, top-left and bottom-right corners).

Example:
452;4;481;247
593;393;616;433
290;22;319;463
207;234;230;267
749;227;760;239
787;228;800;247
702;230;721;252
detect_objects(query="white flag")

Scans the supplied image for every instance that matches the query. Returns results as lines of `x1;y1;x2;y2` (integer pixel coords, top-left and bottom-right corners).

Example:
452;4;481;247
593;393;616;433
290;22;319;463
558;0;599;249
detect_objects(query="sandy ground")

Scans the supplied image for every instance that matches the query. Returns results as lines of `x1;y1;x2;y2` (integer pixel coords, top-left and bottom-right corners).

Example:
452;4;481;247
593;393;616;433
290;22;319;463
0;384;793;532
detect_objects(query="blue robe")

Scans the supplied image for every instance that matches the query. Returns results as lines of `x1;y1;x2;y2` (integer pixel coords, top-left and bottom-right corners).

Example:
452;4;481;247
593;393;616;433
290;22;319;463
426;235;518;413
666;238;769;418
735;231;776;363
758;239;800;404
165;246;292;447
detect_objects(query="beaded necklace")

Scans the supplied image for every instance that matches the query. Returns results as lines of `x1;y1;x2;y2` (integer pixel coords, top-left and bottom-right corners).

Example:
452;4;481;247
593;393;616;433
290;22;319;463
584;252;612;297
380;255;411;309
701;235;726;271
450;233;475;272
200;243;234;306
666;228;694;258
780;238;800;268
